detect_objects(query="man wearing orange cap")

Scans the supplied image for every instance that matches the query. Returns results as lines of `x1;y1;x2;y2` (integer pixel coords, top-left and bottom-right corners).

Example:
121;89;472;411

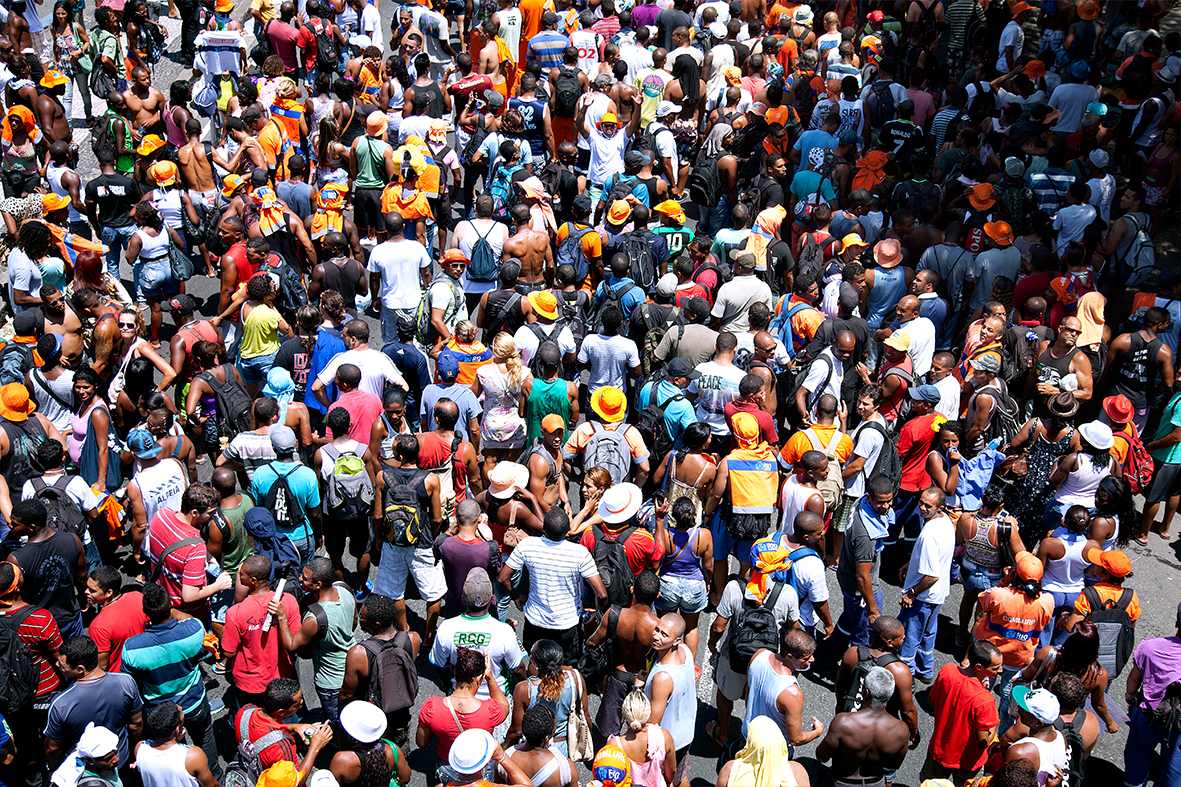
349;110;395;244
562;386;650;487
1062;547;1140;648
423;250;470;346
36;70;72;147
997;2;1032;72
576;101;642;207
963;221;1019;316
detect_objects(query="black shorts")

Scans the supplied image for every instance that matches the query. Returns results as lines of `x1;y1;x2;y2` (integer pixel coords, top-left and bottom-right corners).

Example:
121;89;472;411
325;516;372;558
1145;458;1181;503
354;187;384;231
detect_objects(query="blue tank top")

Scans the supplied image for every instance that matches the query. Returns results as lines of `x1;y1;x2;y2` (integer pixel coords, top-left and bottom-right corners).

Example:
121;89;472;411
662;526;704;581
509;97;549;159
866;267;906;329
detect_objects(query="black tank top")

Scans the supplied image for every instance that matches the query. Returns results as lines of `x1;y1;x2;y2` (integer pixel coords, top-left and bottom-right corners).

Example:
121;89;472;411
13;531;82;632
1111;332;1163;409
419;81;446;119
484;290;527;336
1;417;48;494
338;99;368;147
1035;345;1078;391
321;256;362;307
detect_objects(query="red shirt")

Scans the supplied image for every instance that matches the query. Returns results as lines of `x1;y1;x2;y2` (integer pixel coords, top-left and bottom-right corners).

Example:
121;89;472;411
418;695;506;759
450;73;495;99
223;241;256;322
335;389;383;444
0;605;62;696
222;592;302;694
580;524;664;575
297;20;328;72
928;662;1000;771
88;591;146;673
418;431;473;503
724;400;779;451
674;283;709;307
1012;272;1055;315
897;413;939;492
265;20;301;73
147;509;210;617
235;705;299;768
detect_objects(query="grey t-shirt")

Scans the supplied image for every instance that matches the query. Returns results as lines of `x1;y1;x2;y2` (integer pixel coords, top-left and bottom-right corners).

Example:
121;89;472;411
716;579;800;652
45;671;143;767
837;503;886;597
578;334;640;395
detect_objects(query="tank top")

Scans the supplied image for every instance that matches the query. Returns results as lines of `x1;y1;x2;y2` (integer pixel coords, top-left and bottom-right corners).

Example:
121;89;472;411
1111;332;1162;408
524;378;572;446
1071;19;1099;61
484;290;526;335
778;476;819;535
866;267;905;329
662;525;704;580
929;451;961;507
134;742;200;787
13;531;83;632
67;400;102;464
320;257;362;306
1146;145;1179;188
46;162;84;222
29;368;74;431
506;743;571;787
1055;455;1111;508
1014;732;1069;782
743;650;798;740
218;495;255;576
643;645;696;749
417;80;446;119
608;727;666;787
509;96;548;158
148;189;184;230
1036;344;1077;389
963;512;1004;570
354;136;391;190
526;674;574;738
378;414;407;460
133;458;188;528
164;103;186;148
663;453;713;526
308;582;357;690
1041;527;1088;594
419;431;468;504
175;320;220;383
136;225;171;262
338;99;368;147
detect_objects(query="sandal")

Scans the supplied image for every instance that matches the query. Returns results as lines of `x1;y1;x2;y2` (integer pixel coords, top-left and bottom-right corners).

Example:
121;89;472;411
706;720;726;748
1132;537;1150;547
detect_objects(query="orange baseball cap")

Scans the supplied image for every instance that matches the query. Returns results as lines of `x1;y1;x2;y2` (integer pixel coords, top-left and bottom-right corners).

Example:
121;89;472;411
1014;550;1044;582
1083;547;1132;578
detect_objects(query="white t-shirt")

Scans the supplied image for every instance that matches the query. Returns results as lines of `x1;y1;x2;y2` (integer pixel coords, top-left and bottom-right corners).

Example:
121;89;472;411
411;8;451;70
902;513;955;604
360;2;382;47
996;20;1023;71
514;322;577;365
933;375;961;421
586;125;629;186
317;348;406;398
900;316;936;377
1087;174;1116;223
1053;203;1098;249
648;122;679;181
570;29;602;75
816;31;842;63
690;360;745;435
21;473;100;545
619;43;654;85
578;334;641;393
801;348;844;404
503;536;599;629
845;415;887;498
693;0;730;27
430;613;528;698
367;238;432;310
8;248;42;315
778;537;828;628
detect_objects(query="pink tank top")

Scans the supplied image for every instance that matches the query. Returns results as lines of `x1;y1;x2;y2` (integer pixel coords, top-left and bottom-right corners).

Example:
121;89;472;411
164;103;186;148
68;400;104;464
609;726;668;787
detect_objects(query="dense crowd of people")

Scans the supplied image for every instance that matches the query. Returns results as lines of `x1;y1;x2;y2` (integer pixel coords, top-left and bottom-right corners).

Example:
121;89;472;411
0;0;1179;784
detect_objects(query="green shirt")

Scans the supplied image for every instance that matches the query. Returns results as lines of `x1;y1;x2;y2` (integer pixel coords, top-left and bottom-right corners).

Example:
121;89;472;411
306;583;357;690
219;493;255;577
524;377;572;447
1151;392;1181;464
354;136;391;190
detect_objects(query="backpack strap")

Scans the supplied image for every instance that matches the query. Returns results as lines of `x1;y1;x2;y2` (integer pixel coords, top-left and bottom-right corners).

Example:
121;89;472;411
761;581;784;610
307;601;329;641
31;369;73;410
1083;586;1103;613
1112;587;1133;613
149;536;204;584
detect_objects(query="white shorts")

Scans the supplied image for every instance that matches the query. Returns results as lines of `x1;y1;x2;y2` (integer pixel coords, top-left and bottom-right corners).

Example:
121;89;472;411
372;544;447;603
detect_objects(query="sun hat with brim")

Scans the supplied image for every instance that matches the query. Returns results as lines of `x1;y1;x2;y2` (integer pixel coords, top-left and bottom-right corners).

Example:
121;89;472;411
1079;421;1115;451
221;174;246;198
968;183;996;210
137;134;166;156
488;462;531;499
450;729;498;775
149;160;178;187
598;112;620;128
599;482;643;524
442;249;469;266
873;239;903;268
1011;1;1033;15
1082;546;1132;578
840;234;870;252
1077;0;1098;19
794;5;813;24
652;200;686;223
1011;685;1060;724
984;221;1014;246
0;383;36;422
258;761;303;787
528;291;560;320
40;70;69;88
1049;392;1079;419
732;412;760;445
1103;394;1135;425
591;386;627;422
341;701;387;744
366;112;388;133
607;200;633;225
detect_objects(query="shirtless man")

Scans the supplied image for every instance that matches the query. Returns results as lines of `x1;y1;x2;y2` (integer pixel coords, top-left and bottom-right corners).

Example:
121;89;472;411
6;3;32;61
476;19;508;101
71;289;123;378
834;616;921;748
904;201;945;263
817;666;911;787
39;285;85;367
523;408;572;515
123;67;167;140
36;75;72;145
741;0;767;22
501;204;554;292
608;60;638;126
585;569;660;742
598;44;621;79
178;119;218;211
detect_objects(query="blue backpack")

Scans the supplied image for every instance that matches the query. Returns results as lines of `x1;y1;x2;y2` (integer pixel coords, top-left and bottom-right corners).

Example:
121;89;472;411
466;221;499;283
557;225;594;283
489;161;524;222
768;299;815;362
772;546;823;600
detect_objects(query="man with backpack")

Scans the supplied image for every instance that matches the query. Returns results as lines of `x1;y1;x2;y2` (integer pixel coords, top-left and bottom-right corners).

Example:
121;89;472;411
232;678;334;779
299;1;343;85
707;546;802;748
21;440;100;571
250;426;322;566
562;385;650;486
478;259;534;339
314;407;378;585
548;46;588;147
0;382;61;502
834;616;920;744
835;475;896;648
580;482;663;583
637;356;699;455
514;292;577;369
775;511;833;640
1062;548;1140;675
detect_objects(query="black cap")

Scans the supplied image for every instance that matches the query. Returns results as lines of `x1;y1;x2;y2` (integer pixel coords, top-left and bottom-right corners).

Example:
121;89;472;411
572;193;593;215
166;293;199;314
665;356;701;380
542;10;560;24
13;310;40;337
686;296;711;321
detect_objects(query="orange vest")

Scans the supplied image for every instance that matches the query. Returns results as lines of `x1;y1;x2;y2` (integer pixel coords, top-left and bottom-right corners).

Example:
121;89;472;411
726;445;779;514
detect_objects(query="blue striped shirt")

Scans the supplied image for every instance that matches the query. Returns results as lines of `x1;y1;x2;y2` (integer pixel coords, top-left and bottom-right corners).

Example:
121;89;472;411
528;31;570;71
1028;168;1075;219
120;618;208;714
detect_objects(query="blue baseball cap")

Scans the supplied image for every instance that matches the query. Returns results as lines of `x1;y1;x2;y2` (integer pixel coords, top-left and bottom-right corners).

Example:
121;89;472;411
127;428;162;459
437;352;460;382
908;384;942;404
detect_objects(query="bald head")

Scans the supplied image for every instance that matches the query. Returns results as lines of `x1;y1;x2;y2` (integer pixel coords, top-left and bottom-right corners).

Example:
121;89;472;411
836;331;856;353
242;554;272;582
898;295;921;320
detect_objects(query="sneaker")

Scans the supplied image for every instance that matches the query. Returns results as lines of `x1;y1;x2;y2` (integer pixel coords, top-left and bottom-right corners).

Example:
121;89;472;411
356;580;373;602
208;696;226;715
915;673;936;686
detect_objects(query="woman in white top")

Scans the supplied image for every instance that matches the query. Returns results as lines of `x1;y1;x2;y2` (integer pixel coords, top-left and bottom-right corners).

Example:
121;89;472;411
1045;421;1118;531
134;701;212;787
1036;504;1091;648
126;201;187;347
105;304;176;403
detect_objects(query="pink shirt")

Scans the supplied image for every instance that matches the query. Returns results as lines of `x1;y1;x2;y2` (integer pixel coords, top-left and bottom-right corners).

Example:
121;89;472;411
907;88;937;129
335;389;383;444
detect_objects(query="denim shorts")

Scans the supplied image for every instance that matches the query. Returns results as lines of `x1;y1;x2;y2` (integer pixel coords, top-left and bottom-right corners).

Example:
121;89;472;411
656;574;708;613
238;350;278;385
961;558;1001;594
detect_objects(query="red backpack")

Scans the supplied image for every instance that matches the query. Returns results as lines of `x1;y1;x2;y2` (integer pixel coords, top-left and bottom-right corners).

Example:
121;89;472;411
1113;427;1154;495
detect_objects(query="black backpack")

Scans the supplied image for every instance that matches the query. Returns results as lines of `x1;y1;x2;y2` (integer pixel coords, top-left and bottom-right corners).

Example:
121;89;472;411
29;476;87;539
362;632;420;714
249;19;274;66
310;18;340;72
91;111;120;160
0;606;37;716
553;67;582;118
639;303;680;376
462;113;489;165
202;200;231;257
196;365;253;440
1001;325;1041;388
261;260;310;321
525;322;563;378
1054;713;1088;787
687;151;723;206
381;468;429;548
1082;586;1136;679
577;605;620;688
593;282;638;335
636;382;684;471
592;524;639;607
866;81;896;129
727;582;784;674
0;342;33;386
555;290;588;351
623;233;657;292
838;645;903;712
263;467;305;534
859;421;904;487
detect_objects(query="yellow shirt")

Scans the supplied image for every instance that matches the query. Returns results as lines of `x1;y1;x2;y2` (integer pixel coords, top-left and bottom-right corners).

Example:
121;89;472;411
240;302;282;359
251;0;276;23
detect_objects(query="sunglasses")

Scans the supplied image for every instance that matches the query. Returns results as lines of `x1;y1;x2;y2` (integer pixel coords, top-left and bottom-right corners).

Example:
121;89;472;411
118;321;137;329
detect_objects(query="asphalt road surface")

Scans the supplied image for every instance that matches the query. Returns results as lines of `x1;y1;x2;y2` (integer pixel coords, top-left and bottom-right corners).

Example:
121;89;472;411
53;3;1181;786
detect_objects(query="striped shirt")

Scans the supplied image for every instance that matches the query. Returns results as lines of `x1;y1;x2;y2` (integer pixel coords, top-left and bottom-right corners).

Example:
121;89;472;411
945;0;984;51
1028;169;1075;218
503;537;599;629
527;30;570;70
146;509;210;616
120;618;208;714
0;606;62;696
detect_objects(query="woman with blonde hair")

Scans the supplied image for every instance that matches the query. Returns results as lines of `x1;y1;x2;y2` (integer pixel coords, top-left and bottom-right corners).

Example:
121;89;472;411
608;690;675;787
472;332;530;479
718;716;809;787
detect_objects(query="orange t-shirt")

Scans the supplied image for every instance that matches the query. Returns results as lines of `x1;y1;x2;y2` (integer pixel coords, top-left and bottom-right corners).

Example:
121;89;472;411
973;585;1054;668
381;184;434;220
779;424;854;469
1072;583;1141;622
1110;422;1138;465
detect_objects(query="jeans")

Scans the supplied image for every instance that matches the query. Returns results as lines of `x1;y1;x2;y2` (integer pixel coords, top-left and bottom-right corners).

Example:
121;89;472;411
837;588;884;648
899;600;941;679
101;224;136;294
995;666;1021;735
238;350;278;385
1041;588;1078;647
285;533;315;567
60;77;92;126
184;697;222;781
380;305;416;344
698;192;732;236
316;685;341;724
1124;704;1181;787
